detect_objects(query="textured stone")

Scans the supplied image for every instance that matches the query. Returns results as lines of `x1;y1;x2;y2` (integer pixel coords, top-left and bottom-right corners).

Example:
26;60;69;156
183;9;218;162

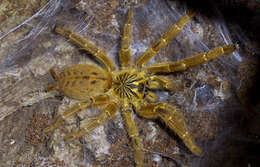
0;0;259;167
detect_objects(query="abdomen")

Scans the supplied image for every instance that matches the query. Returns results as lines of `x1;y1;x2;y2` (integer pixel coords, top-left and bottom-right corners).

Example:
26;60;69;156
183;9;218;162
58;64;112;100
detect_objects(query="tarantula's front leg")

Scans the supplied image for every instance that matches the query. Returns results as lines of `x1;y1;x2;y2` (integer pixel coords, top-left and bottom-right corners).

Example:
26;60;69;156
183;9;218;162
135;11;195;67
65;102;118;141
44;95;110;132
147;45;236;74
55;27;116;71
120;9;133;68
137;103;202;156
147;75;183;92
122;110;144;167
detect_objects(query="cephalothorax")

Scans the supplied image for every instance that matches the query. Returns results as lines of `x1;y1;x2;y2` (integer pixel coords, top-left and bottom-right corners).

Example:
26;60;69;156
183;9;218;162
45;9;236;167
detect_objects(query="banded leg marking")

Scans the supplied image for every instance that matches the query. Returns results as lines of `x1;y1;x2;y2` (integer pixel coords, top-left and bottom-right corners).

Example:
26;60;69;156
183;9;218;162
138;103;202;156
147;45;236;74
44;95;110;132
55;27;116;71
120;9;133;68
122;110;144;167
148;75;183;92
65;102;118;141
135;11;195;67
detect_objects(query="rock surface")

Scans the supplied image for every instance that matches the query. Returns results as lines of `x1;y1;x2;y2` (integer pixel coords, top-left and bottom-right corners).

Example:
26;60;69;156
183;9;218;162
0;0;259;167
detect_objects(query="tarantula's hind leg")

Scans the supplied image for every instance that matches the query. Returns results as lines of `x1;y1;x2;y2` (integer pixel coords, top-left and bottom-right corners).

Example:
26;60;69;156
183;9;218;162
122;110;144;167
147;45;236;74
137;103;202;156
55;27;116;71
44;95;110;132
49;68;59;80
45;84;58;92
45;68;59;92
65;102;118;141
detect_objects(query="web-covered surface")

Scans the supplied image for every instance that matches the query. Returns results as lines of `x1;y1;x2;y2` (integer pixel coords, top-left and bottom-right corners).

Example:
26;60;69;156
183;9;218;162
0;0;248;166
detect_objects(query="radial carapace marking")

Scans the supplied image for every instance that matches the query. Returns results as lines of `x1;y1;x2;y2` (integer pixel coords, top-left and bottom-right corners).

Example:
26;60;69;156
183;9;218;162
113;72;144;99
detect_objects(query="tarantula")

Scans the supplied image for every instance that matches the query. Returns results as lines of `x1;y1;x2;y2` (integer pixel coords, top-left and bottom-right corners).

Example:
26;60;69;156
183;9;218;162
44;9;236;166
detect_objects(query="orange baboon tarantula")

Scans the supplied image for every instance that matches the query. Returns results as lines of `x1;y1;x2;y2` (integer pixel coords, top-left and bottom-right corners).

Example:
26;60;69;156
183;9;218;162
44;9;236;166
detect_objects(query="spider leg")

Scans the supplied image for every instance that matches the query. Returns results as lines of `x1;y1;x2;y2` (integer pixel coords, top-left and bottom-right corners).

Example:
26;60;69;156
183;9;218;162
45;68;60;92
45;84;58;92
145;91;159;102
55;27;116;71
44;95;110;132
147;45;236;74
137;103;202;156
120;9;133;68
135;11;195;67
147;75;183;92
122;109;144;167
65;102;118;141
50;68;59;80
